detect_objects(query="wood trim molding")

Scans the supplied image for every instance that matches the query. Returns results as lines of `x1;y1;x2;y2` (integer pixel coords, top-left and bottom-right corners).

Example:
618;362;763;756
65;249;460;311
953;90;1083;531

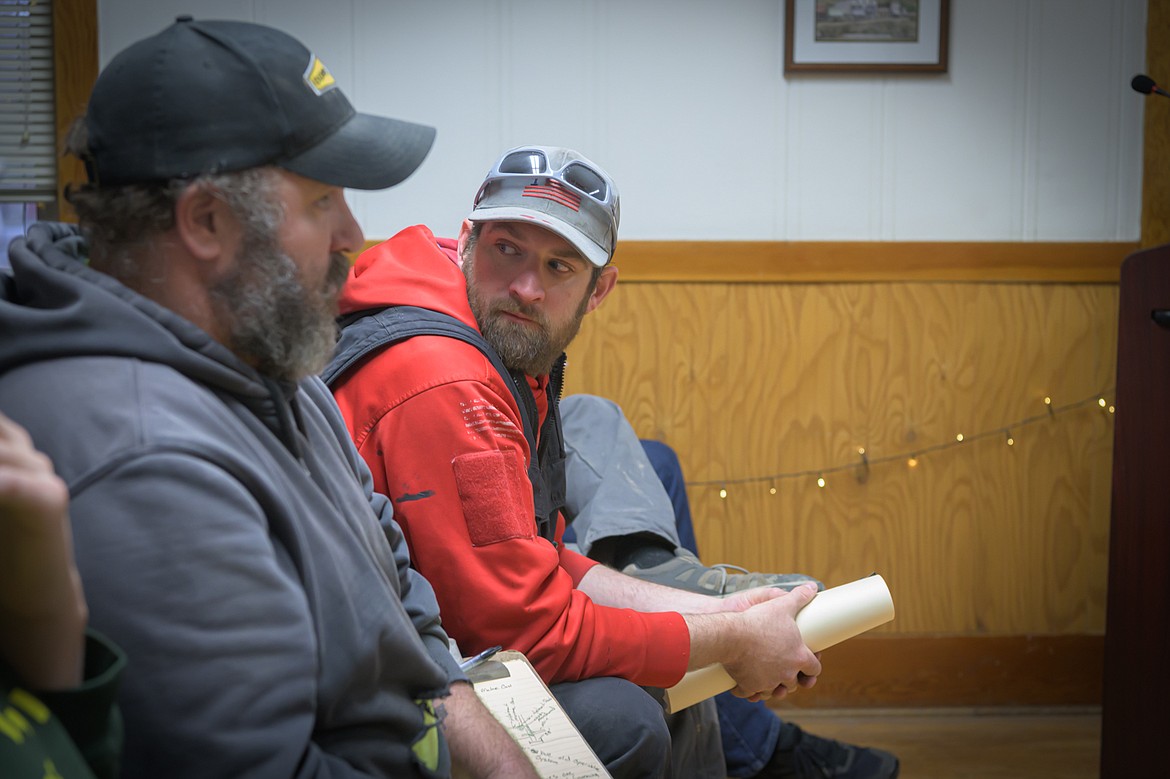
52;0;98;222
362;239;1136;283
610;240;1134;283
1141;0;1170;248
768;635;1104;710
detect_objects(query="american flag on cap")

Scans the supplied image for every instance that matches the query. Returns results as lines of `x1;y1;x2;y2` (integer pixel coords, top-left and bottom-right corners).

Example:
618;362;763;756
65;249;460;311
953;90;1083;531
522;179;581;212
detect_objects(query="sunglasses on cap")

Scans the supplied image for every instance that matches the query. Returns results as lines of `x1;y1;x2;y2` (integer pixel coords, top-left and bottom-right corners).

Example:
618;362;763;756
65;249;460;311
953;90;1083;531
471;145;621;266
487;148;613;204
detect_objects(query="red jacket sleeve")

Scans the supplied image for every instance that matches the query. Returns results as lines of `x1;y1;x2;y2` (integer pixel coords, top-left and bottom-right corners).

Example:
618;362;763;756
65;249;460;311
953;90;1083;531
558;545;601;585
333;337;690;687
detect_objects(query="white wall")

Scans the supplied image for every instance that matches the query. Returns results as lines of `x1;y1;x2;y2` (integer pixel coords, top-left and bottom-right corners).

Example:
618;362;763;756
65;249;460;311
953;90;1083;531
96;0;1148;244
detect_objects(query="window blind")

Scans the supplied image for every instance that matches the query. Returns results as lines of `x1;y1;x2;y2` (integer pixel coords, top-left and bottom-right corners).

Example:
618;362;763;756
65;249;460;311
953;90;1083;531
0;0;55;204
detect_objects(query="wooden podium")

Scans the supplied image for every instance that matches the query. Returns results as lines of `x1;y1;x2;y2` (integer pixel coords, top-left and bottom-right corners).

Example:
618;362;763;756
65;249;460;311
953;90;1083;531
1100;243;1170;777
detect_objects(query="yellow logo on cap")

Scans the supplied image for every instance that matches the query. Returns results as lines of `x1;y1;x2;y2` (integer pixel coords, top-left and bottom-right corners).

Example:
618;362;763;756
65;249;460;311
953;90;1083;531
304;55;337;96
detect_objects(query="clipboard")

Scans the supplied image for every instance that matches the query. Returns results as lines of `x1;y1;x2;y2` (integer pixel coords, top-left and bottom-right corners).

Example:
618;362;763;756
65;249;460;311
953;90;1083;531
467;650;612;778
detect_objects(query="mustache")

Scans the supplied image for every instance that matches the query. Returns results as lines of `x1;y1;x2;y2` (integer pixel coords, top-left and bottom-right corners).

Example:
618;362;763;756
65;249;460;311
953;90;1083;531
490;299;546;325
325;252;351;295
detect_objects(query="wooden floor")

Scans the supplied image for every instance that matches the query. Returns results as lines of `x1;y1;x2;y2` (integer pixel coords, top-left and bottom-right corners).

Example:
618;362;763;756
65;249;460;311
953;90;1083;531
774;707;1102;779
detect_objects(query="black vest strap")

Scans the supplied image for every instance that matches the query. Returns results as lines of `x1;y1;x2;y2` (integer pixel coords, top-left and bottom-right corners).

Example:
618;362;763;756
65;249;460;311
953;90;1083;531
324;306;566;544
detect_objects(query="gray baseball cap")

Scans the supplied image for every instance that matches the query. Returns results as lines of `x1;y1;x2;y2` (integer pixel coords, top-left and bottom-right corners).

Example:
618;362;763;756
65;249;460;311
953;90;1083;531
467;146;620;267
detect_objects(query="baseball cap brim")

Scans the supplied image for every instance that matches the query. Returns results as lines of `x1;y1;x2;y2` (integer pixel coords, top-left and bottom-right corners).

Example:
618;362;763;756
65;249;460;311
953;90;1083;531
468;206;610;267
281;112;436;191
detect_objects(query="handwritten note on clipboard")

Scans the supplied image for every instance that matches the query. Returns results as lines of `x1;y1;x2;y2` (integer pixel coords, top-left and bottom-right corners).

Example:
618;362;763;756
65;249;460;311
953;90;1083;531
467;650;611;779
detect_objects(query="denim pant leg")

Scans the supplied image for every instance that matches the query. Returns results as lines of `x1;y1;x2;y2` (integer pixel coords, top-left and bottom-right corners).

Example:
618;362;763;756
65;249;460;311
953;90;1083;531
559;396;783;777
715;691;783;777
551;677;672;779
639;438;784;778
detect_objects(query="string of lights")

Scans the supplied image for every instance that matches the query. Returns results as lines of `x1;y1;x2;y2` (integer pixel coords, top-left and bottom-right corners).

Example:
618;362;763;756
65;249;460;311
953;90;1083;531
686;390;1116;497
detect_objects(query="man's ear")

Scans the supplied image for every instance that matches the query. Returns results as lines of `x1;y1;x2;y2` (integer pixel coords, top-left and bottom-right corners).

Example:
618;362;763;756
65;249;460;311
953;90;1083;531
454;219;475;267
584;265;619;314
173;183;241;264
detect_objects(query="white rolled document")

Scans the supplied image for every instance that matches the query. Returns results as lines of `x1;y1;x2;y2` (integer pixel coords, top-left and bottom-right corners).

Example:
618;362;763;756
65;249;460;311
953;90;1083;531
662;573;895;714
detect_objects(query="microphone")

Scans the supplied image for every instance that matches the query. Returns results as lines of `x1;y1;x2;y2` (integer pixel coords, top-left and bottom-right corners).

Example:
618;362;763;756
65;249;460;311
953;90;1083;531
1132;73;1170;98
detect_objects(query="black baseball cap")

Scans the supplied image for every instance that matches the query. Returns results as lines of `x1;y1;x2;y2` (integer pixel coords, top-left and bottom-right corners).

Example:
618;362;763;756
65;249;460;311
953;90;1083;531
83;16;436;190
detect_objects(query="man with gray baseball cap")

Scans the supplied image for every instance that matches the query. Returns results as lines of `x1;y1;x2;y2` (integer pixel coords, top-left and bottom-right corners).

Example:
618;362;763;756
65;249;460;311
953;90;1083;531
0;17;537;779
323;145;835;779
465;146;618;268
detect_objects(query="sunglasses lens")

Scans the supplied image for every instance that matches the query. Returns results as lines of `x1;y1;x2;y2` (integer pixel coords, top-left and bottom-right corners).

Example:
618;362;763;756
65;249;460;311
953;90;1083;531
498;150;547;175
562;163;607;200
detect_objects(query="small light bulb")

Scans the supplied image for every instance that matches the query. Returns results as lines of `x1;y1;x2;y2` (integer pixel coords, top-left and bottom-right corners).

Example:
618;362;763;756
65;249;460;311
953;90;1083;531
956;433;964;442
1007;436;1014;446
1098;398;1107;408
1044;396;1052;406
769;486;777;495
719;488;727;499
858;447;866;456
907;457;919;468
816;476;826;489
1109;405;1116;414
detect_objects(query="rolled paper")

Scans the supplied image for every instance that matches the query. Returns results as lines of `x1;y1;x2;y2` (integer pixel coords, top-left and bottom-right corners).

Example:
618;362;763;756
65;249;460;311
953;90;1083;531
792;573;896;652
662;574;895;714
662;665;737;714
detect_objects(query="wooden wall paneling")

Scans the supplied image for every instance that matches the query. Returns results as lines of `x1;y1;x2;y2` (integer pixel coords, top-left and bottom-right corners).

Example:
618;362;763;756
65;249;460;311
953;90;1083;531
1042;287;1117;634
699;284;735;507
565;281;1118;638
1141;0;1170;247
53;0;98;222
768;635;1104;709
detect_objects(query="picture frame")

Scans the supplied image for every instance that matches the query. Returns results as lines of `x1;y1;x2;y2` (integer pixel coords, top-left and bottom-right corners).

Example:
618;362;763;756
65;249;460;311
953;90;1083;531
784;0;950;74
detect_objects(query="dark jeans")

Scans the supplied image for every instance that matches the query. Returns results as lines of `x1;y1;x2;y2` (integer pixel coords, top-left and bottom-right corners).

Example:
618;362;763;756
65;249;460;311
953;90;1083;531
550;676;724;779
639;439;782;778
558;393;782;778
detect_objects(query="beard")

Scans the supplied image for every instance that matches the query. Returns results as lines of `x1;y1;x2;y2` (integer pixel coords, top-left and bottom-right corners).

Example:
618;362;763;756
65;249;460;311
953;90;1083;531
462;250;591;377
209;214;349;383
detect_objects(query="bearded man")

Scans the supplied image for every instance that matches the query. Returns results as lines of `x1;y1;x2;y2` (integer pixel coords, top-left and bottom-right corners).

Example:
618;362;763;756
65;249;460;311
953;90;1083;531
325;146;843;779
0;18;541;779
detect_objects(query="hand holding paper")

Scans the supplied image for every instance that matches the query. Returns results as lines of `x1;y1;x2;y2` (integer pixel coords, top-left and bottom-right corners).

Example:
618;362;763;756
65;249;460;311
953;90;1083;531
663;573;895;713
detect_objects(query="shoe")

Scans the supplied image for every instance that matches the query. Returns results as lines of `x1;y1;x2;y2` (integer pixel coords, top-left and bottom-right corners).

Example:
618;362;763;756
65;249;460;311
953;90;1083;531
621;548;824;596
765;724;899;779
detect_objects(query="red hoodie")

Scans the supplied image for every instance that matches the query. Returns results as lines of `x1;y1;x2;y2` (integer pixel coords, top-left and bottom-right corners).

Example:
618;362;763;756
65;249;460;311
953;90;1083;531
331;225;690;687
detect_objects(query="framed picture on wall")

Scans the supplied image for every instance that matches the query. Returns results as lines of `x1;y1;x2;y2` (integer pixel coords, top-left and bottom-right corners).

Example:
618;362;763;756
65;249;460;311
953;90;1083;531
784;0;950;74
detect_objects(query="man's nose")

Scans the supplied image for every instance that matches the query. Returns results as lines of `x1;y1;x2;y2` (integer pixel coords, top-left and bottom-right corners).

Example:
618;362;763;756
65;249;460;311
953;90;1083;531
332;198;364;255
509;268;545;304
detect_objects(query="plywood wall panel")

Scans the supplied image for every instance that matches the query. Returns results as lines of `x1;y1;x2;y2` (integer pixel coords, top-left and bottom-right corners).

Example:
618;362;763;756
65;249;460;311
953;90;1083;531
564;281;1118;636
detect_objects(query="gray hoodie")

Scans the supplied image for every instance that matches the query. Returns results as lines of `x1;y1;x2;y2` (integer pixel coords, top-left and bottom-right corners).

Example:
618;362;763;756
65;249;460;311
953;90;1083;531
0;223;464;778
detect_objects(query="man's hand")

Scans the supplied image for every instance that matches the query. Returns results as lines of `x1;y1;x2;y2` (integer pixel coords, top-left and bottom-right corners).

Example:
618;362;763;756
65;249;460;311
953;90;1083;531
0;412;86;689
442;681;540;779
684;583;821;701
718;583;790;613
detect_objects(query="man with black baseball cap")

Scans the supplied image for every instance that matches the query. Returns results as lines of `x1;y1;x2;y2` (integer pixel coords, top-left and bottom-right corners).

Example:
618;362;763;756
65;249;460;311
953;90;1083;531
0;17;537;779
